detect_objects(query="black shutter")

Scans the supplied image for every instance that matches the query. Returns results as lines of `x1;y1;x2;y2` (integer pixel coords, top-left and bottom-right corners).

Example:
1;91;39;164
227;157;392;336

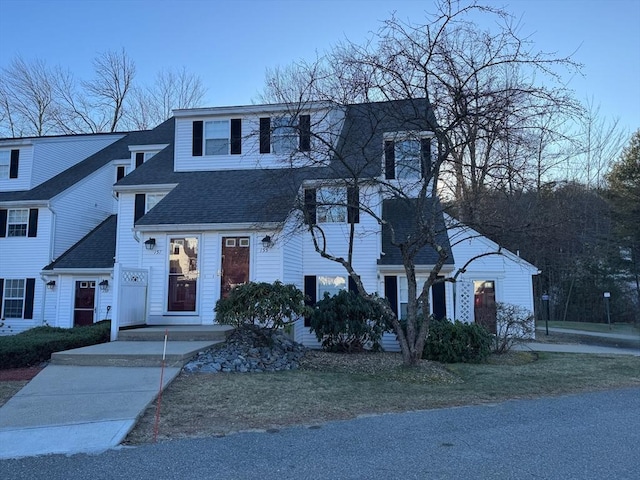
0;279;4;312
116;166;126;181
9;149;19;178
421;138;431;178
28;209;38;237
192;120;203;156
299;114;311;151
347;186;359;224
304;188;316;225
348;276;358;294
135;152;144;168
230;118;242;154
304;275;317;327
134;194;146;222
432;280;446;320
384;140;395;179
259;117;271;154
24;278;35;319
384;275;398;318
0;209;6;237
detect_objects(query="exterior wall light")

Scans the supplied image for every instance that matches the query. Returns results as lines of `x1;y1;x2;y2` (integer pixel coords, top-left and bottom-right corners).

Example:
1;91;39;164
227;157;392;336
261;235;273;249
144;238;156;250
46;280;56;290
99;280;109;292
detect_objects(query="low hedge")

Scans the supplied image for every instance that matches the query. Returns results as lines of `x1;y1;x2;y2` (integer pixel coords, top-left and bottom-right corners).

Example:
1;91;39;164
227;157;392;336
0;320;111;369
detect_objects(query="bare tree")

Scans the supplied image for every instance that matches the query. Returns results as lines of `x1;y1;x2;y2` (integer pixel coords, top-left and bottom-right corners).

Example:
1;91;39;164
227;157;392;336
0;57;57;137
127;67;207;129
263;0;581;366
83;48;136;132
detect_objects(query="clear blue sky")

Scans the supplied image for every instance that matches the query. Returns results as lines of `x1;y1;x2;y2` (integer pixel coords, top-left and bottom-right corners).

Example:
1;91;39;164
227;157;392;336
1;0;638;134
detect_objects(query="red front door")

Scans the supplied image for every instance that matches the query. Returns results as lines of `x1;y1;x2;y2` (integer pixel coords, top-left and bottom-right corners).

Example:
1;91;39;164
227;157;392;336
221;237;250;298
74;281;95;326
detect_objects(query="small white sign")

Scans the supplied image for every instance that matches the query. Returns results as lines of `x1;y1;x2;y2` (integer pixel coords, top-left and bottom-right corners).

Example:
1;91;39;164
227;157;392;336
604;292;611;298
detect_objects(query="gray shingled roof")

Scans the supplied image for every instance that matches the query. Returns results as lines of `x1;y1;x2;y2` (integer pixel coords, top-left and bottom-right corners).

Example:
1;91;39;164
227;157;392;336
43;215;117;270
379;198;454;266
0;118;174;203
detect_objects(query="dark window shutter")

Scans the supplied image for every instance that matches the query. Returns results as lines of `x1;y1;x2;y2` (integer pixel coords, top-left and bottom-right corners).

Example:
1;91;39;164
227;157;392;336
347;186;359;224
0;279;4;311
134;194;146;222
0;209;6;238
259;117;271;154
135;152;144;168
421;138;431;178
116;166;126;181
384;275;398;318
192;120;203;156
304;188;316;225
299;114;311;151
24;278;35;319
230;118;242;154
384;140;395;179
9;149;19;178
348;276;358;294
304;275;317;327
28;209;38;237
432;280;446;320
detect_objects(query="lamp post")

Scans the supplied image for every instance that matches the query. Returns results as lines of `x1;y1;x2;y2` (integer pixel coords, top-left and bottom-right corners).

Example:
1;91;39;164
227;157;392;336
542;293;550;335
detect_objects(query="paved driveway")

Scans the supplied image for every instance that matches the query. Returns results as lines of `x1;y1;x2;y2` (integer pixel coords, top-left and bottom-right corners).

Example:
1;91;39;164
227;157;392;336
1;387;638;479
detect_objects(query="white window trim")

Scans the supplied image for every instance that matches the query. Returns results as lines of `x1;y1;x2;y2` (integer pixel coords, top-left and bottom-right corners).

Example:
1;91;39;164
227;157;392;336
165;235;200;315
7;208;29;237
316;186;347;223
2;279;26;318
204;120;231;156
0;150;10;179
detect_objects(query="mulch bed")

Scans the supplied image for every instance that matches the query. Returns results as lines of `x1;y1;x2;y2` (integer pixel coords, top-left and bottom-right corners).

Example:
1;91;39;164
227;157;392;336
0;366;44;382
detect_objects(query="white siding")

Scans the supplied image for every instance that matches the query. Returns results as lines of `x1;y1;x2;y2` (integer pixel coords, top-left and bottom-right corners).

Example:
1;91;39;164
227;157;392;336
30;135;123;188
0;144;34;192
173;108;343;172
115;193;141;268
50;164;116;259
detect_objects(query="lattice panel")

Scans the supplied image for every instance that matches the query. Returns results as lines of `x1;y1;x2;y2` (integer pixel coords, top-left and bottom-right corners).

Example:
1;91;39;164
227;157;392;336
121;270;148;285
457;281;472;322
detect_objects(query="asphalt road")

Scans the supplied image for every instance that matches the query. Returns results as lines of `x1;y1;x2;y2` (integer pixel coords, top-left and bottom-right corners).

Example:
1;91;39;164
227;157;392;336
1;387;639;480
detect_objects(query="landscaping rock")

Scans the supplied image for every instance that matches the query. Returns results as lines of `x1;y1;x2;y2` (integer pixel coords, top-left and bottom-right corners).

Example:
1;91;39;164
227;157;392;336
183;325;306;374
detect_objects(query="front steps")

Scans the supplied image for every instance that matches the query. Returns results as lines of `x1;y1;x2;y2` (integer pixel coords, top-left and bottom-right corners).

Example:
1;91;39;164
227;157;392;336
50;325;234;368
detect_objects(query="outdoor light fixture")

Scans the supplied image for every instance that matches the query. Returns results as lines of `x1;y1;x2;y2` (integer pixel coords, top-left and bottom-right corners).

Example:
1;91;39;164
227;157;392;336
99;280;109;292
46;280;56;290
144;238;156;250
261;235;273;249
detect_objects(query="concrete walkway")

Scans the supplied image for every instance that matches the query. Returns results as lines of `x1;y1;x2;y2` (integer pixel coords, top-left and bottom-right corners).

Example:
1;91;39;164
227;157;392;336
0;365;180;459
0;326;231;460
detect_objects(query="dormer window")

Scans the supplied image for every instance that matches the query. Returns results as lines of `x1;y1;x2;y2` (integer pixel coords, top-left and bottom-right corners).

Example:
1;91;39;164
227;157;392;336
259;114;311;154
384;133;432;180
192;119;242;156
0;149;19;180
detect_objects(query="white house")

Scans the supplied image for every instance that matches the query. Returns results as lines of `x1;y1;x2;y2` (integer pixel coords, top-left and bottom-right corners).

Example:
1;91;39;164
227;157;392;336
0;120;173;334
2;99;537;345
107;99;538;347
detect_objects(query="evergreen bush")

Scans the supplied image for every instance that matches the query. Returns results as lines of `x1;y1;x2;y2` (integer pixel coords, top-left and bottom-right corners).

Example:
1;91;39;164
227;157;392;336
310;291;392;352
214;281;310;329
423;317;492;363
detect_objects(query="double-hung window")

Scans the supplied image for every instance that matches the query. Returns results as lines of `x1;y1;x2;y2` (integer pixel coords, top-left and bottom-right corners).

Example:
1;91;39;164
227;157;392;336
2;279;25;318
192;119;242;156
272;116;297;154
317;187;347;223
7;209;29;237
205;120;230;155
384;133;433;180
0;150;10;179
145;193;165;213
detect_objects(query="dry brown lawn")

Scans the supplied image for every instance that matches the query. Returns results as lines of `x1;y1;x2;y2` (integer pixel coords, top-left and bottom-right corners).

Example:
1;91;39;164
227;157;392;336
124;350;640;444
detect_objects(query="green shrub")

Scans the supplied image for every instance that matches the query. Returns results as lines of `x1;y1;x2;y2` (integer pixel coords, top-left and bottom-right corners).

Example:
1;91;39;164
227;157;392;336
215;281;310;329
310;291;392;353
0;320;111;369
423;318;492;363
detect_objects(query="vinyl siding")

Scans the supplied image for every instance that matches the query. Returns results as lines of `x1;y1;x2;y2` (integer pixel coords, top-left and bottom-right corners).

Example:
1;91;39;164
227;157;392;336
49;275;113;329
50;164;116;260
173;108;344;172
115;193;142;268
0;145;34;192
30;135;123;188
